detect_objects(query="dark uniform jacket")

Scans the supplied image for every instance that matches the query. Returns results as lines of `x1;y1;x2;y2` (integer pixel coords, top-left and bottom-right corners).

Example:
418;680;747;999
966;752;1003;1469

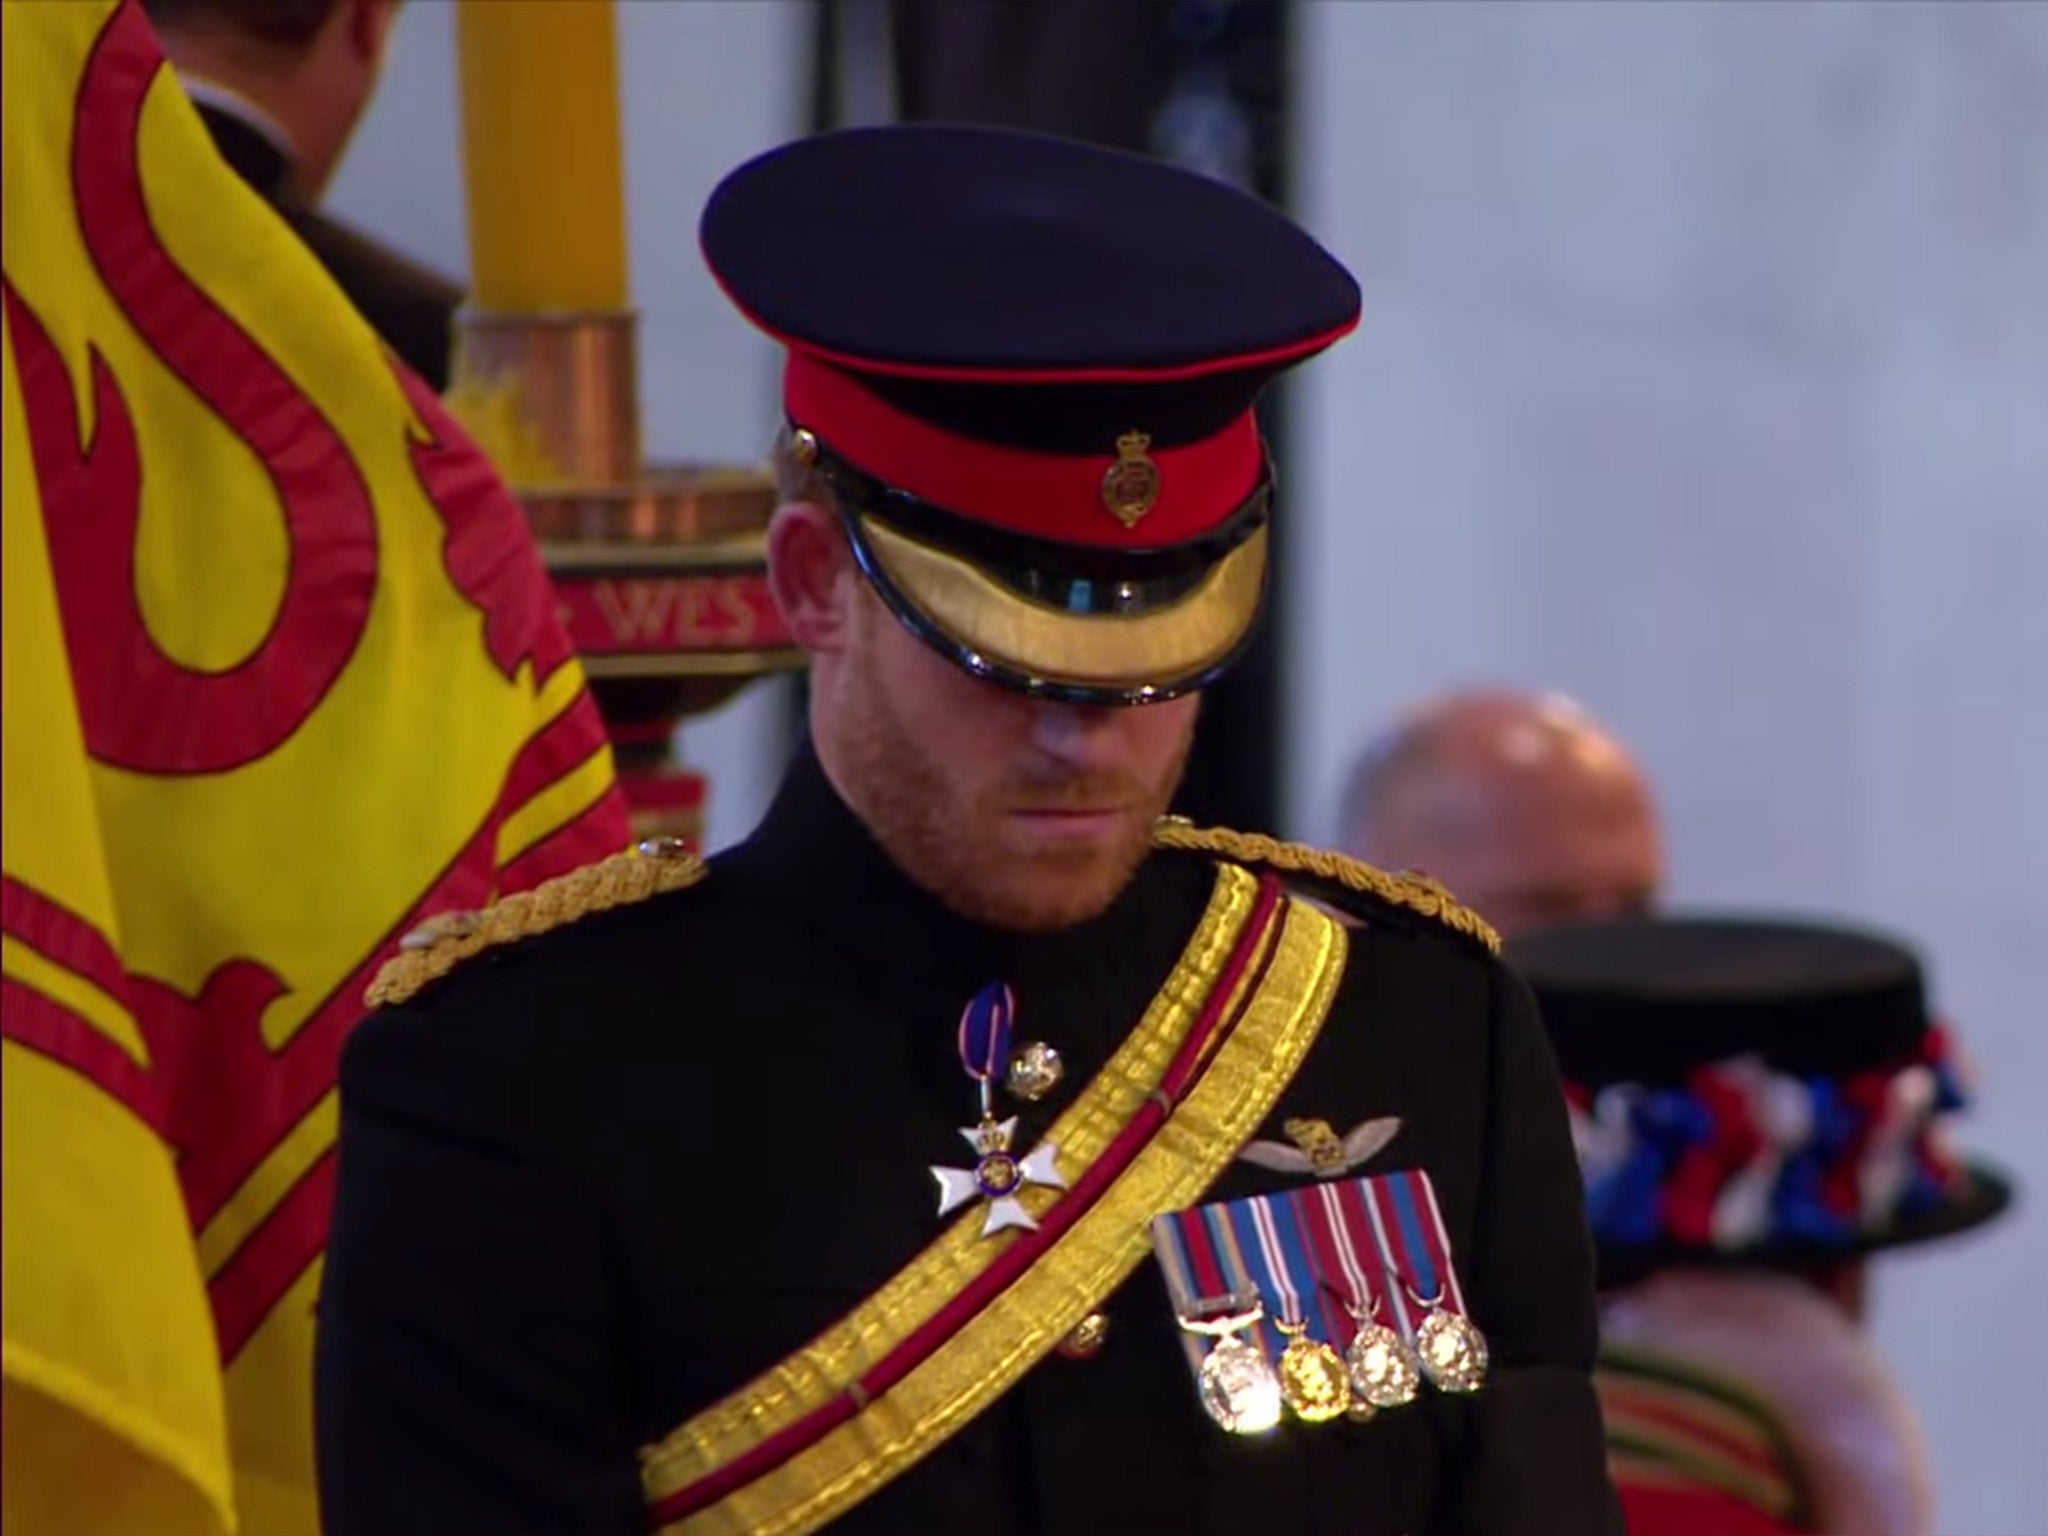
317;746;1622;1535
197;102;462;390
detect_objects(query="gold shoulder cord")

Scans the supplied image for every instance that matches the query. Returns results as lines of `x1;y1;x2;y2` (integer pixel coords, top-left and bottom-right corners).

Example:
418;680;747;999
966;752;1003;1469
365;841;708;1008
1151;819;1500;955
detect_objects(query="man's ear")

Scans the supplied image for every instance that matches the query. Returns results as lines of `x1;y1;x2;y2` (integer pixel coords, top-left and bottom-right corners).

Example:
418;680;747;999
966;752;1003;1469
348;0;401;66
767;502;856;656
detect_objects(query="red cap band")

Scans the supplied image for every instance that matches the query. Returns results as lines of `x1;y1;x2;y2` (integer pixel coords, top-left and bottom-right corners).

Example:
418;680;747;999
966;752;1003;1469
784;354;1262;550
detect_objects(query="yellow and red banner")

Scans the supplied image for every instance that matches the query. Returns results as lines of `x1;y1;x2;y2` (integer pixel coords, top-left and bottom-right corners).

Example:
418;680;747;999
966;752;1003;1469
2;2;633;1530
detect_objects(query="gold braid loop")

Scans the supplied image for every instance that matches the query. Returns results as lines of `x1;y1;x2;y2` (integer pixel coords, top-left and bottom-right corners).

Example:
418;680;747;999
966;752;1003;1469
1151;818;1500;955
365;841;707;1009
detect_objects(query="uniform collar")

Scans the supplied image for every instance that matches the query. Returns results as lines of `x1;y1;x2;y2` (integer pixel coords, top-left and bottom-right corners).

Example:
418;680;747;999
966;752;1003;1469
181;75;300;196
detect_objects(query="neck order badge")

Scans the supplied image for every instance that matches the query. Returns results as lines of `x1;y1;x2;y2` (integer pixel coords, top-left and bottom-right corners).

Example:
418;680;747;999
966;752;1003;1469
930;983;1069;1237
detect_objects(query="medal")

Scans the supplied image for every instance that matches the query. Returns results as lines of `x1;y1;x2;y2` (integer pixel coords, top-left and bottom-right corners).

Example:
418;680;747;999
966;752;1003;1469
1350;1167;1489;1396
1152;1210;1283;1436
1237;1192;1354;1423
930;1116;1066;1235
1154;1167;1488;1436
1301;1181;1423;1408
1308;1168;1486;1401
1343;1301;1422;1408
930;983;1067;1236
1342;1299;1422;1408
1274;1316;1352;1423
1191;1309;1284;1434
1410;1284;1489;1394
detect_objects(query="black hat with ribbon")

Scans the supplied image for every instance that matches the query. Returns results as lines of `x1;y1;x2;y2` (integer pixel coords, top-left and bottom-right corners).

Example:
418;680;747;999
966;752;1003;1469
1509;916;2013;1282
700;123;1361;705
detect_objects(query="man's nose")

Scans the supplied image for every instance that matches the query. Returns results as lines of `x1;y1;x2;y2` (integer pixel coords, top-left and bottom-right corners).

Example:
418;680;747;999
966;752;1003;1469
1027;702;1127;770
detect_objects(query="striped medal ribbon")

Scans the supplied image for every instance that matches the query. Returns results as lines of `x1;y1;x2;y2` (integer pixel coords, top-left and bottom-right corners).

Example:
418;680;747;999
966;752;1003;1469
1230;1191;1355;1423
1290;1181;1422;1410
1150;1206;1282;1435
1341;1168;1488;1394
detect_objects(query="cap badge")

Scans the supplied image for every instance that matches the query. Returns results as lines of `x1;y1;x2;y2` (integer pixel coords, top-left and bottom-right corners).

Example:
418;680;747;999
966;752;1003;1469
1102;431;1162;528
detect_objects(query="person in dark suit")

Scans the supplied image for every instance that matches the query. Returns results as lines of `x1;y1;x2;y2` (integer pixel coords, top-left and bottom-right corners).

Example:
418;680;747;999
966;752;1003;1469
144;0;462;388
314;125;1623;1536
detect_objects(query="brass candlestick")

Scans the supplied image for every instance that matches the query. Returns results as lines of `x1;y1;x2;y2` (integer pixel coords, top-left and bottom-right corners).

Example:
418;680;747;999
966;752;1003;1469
451;308;801;849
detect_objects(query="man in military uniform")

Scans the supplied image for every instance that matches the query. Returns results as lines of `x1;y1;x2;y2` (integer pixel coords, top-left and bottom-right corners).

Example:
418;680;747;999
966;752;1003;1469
316;126;1622;1535
144;0;463;388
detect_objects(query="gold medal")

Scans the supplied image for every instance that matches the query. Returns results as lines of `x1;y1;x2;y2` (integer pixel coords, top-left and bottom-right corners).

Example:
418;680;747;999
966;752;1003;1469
1414;1303;1488;1394
1274;1317;1351;1423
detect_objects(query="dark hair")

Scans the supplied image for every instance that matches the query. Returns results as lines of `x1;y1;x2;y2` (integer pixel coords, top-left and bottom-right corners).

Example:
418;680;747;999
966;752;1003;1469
142;0;343;51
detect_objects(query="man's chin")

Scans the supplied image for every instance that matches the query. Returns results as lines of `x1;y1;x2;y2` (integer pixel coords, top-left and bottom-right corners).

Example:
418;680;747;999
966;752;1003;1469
941;845;1146;934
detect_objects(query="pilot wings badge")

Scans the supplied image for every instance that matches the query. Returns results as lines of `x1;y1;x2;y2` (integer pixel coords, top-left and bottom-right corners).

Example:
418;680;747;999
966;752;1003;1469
1238;1116;1403;1180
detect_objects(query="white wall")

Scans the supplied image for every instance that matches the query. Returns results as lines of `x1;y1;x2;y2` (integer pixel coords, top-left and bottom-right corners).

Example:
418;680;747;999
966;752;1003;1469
327;0;805;853
1293;4;2048;1532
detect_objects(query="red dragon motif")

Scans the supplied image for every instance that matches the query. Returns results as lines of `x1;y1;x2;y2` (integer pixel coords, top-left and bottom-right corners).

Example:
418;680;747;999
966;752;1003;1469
1;2;626;1361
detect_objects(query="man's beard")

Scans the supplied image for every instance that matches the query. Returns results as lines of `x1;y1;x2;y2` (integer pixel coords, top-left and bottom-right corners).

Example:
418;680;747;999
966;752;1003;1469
830;641;1191;933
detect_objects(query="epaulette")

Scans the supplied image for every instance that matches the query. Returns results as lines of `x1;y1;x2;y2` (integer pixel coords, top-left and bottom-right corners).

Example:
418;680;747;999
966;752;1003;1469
1151;818;1501;955
364;838;707;1009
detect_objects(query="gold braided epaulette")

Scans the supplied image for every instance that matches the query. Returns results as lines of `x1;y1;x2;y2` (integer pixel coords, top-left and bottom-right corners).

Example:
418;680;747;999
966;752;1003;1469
365;839;708;1009
1151;819;1501;955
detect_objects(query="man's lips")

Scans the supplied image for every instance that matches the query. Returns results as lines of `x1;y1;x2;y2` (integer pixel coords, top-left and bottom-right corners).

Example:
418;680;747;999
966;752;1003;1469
1005;805;1131;835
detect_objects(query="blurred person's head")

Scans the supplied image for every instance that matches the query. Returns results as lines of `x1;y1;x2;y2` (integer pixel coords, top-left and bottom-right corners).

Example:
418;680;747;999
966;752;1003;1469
144;0;401;196
1342;688;1663;936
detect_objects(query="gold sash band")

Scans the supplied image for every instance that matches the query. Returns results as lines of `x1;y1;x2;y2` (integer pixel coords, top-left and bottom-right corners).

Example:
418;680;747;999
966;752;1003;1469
641;863;1347;1535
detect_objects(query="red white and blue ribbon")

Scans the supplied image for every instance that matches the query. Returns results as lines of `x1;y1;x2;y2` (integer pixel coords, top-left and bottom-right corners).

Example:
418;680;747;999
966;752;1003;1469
1153;1170;1475;1359
1565;1033;1974;1254
1295;1180;1381;1346
1226;1192;1340;1355
1375;1168;1469;1318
